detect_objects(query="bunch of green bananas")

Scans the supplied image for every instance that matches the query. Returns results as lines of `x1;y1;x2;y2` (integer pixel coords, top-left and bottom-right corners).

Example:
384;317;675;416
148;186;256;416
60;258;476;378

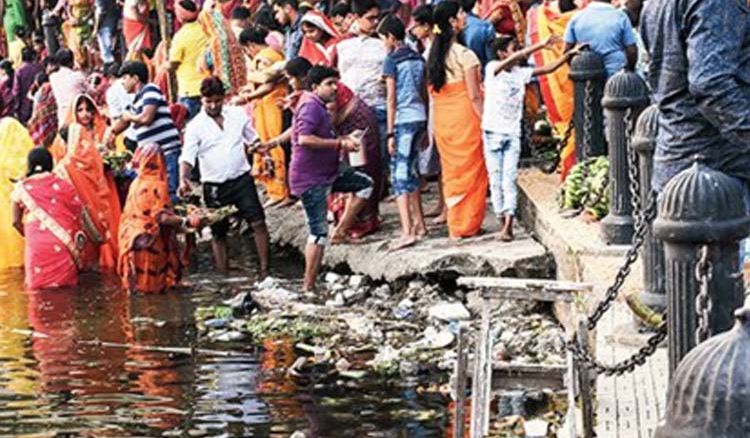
559;156;610;220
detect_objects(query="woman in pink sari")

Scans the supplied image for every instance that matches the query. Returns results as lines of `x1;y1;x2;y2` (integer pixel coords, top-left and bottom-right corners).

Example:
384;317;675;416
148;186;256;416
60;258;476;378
11;148;85;289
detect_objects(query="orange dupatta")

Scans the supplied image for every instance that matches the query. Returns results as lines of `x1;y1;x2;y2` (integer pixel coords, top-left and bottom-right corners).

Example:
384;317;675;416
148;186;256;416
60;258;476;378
117;145;181;294
528;1;576;180
430;81;488;239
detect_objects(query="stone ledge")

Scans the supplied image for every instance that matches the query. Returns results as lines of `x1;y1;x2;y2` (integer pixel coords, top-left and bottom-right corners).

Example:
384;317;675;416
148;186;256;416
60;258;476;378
517;168;643;298
265;188;554;283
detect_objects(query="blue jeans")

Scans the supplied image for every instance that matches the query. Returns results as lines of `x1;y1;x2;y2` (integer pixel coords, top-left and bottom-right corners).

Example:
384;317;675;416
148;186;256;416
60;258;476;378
164;149;181;203
180;97;202;121
96;22;116;64
391;121;426;196
373;105;389;174
300;167;373;245
482;131;521;217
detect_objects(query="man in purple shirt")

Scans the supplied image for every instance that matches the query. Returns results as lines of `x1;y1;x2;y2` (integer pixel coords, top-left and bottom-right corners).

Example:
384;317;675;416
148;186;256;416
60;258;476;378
290;66;373;292
14;47;43;123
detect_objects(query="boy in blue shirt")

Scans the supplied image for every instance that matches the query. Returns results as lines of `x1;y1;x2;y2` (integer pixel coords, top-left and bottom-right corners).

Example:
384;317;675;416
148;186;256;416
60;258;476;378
379;15;428;250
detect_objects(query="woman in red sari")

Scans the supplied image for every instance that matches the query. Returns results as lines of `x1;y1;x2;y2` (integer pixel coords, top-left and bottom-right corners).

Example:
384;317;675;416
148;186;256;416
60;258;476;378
11;148;85;289
298;10;341;67
118;144;187;294
54;94;121;271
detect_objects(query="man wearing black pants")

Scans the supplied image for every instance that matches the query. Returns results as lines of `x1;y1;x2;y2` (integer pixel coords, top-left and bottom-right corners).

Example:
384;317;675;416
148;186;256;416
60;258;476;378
179;77;271;278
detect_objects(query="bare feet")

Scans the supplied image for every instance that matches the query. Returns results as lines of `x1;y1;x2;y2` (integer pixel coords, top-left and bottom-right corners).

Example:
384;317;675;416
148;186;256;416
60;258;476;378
414;226;428;240
499;230;513;242
388;235;417;251
330;232;363;245
424;205;443;218
430;212;447;226
276;197;297;208
263;198;282;209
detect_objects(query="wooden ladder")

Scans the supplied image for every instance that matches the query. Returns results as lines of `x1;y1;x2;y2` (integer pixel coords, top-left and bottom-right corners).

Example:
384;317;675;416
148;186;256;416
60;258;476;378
453;277;595;438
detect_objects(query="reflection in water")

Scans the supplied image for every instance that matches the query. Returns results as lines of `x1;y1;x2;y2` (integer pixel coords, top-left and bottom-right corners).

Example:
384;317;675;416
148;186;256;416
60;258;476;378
0;263;450;437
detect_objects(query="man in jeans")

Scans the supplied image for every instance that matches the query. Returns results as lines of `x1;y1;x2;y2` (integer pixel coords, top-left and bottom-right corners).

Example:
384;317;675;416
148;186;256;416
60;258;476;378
290;66;373;292
179;77;271;278
109;61;182;201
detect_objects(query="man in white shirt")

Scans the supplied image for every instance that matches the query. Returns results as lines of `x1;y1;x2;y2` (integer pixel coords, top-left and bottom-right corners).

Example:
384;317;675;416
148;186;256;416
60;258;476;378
48;49;89;128
179;77;270;278
337;0;389;167
105;64;137;151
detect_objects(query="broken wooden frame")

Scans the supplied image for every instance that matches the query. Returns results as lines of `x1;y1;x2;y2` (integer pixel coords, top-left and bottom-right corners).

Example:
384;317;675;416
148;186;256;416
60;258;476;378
454;277;595;438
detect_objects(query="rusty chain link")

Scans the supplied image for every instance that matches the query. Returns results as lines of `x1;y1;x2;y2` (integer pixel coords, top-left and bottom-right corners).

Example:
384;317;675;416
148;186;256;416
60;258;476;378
585;193;657;331
695;245;714;344
567;321;667;376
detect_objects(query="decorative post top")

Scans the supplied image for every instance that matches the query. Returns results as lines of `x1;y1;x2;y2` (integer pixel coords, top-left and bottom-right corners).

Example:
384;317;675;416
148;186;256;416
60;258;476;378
653;162;750;243
655;306;750;438
602;71;650;110
631;104;659;153
569;50;606;81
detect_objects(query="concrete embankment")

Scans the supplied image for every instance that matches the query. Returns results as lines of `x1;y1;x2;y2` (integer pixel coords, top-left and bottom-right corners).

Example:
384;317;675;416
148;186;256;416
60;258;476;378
264;188;555;283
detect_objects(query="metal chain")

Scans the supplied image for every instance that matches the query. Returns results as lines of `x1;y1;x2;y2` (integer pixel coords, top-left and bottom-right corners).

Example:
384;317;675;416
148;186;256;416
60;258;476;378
583;80;595;157
624;109;643;229
567;321;667;376
585;193;657;330
695;245;714;343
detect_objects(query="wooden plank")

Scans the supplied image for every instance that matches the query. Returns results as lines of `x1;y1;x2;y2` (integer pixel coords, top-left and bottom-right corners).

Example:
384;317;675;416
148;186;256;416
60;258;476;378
480;288;576;303
577;321;595;438
470;303;493;438
453;324;468;438
457;277;594;293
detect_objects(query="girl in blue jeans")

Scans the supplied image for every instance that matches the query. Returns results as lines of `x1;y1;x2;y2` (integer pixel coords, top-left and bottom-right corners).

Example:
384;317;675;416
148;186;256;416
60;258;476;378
482;35;582;240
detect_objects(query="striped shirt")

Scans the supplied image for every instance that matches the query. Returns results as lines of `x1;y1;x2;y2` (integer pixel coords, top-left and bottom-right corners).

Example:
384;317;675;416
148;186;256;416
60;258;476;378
131;84;181;153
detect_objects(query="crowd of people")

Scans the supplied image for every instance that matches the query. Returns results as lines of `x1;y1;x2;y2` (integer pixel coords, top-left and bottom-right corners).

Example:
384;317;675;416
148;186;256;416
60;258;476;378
0;0;643;293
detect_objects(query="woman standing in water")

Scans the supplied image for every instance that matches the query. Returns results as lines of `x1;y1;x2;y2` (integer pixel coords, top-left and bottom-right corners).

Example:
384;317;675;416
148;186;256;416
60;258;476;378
118;144;191;294
12;148;85;289
0;116;36;271
427;0;488;240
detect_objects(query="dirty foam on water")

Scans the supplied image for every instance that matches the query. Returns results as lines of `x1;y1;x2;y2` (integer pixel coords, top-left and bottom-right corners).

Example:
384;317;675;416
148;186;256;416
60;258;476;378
0;255;450;437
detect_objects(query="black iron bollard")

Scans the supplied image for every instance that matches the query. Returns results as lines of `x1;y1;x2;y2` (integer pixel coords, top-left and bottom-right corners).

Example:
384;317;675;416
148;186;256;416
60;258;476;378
655;307;750;438
653;162;749;376
600;71;650;244
569;51;607;162
631;104;666;312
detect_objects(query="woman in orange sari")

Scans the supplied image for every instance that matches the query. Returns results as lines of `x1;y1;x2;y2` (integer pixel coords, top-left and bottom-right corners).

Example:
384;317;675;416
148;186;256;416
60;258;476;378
237;26;290;207
298;10;341;67
54;94;121;270
427;1;487;239
11;148;85;289
118;144;185;294
528;0;577;180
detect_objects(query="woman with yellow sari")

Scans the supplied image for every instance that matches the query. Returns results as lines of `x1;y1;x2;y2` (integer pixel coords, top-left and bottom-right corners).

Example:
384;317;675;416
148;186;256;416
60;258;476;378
427;1;488;239
0;116;35;271
61;0;94;69
237;26;290;207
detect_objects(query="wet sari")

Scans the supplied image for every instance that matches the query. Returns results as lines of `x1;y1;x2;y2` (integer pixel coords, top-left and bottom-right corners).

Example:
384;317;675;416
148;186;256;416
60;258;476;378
248;47;289;202
12;172;85;289
0;118;35;270
54;123;118;270
430;79;488;238
118;145;181;294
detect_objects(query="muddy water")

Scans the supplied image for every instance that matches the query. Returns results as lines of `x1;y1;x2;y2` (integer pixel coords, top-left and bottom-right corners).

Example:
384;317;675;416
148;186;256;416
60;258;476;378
0;254;450;437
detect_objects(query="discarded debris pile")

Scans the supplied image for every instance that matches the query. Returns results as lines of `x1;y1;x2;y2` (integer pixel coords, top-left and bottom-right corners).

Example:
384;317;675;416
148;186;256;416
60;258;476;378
194;273;567;381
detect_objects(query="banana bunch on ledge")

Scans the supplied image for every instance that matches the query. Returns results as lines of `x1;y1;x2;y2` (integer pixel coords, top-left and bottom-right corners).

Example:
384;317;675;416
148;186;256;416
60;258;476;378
558;156;610;220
